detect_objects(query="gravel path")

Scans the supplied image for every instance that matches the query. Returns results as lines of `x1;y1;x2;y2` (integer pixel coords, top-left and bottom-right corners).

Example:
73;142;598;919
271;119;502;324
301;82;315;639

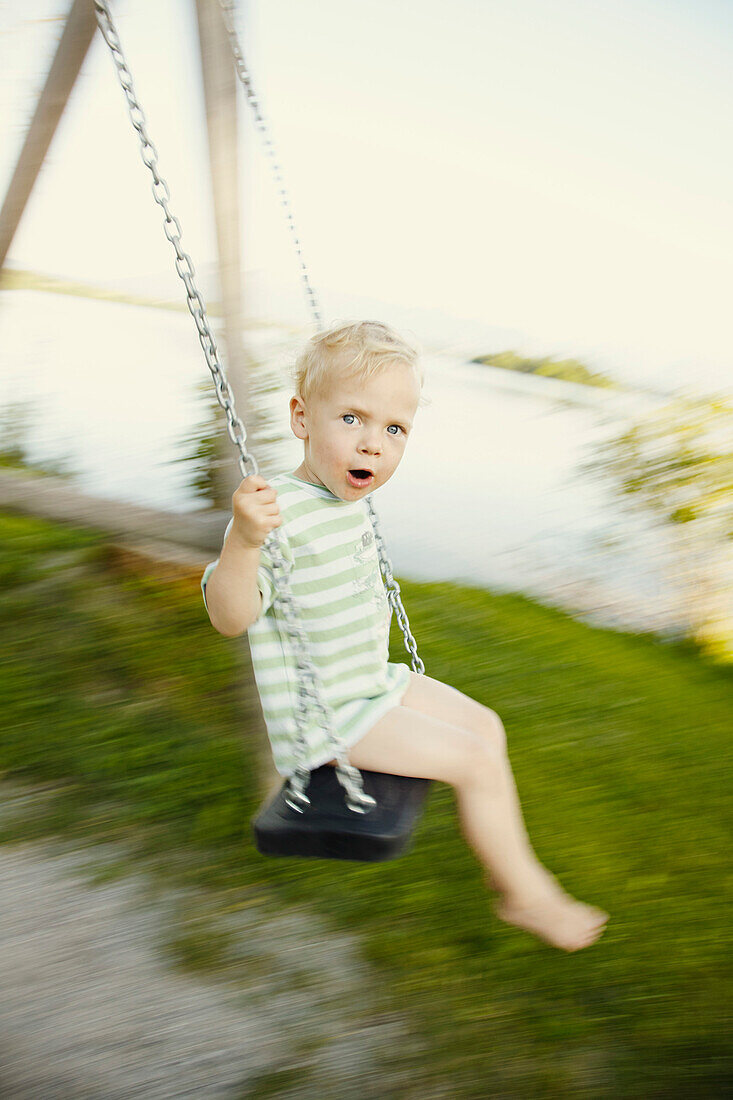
0;790;434;1099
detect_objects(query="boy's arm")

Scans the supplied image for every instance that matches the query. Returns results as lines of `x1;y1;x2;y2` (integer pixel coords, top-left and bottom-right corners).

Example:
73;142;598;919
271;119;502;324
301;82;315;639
203;527;264;636
202;475;288;635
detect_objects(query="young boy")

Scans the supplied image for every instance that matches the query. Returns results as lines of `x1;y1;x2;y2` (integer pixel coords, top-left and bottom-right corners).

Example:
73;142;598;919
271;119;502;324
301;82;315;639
201;320;608;951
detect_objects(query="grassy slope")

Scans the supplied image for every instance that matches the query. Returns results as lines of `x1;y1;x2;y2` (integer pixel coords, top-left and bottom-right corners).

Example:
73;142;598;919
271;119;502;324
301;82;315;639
0;512;730;1098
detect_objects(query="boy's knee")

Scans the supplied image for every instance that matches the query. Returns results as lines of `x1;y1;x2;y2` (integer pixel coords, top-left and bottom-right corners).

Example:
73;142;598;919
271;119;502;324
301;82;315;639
480;709;507;754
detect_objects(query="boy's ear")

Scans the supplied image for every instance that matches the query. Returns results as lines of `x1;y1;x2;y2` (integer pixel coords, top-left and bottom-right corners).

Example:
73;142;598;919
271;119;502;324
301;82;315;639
289;395;307;440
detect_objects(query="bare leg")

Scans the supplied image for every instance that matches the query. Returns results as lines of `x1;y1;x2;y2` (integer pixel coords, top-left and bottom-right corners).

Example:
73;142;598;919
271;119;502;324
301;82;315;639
334;703;608;951
398;672;608;950
391;673;565;893
455;761;608;951
455;749;558;902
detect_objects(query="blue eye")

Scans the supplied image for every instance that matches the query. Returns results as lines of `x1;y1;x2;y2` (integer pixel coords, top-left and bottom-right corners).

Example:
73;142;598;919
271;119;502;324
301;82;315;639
387;424;402;436
342;414;356;425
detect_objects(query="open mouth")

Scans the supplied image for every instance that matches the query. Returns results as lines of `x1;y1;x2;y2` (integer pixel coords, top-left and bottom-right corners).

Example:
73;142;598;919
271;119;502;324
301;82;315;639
347;469;375;488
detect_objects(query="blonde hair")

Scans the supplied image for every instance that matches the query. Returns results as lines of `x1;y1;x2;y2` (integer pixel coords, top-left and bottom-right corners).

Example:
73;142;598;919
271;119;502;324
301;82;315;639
290;320;430;409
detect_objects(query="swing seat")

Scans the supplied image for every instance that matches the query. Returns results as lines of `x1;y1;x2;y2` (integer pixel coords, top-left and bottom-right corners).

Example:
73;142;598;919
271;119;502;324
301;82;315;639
252;765;432;862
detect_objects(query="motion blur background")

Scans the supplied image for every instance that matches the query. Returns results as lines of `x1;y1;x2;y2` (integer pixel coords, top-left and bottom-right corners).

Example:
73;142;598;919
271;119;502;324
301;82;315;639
0;1;730;1096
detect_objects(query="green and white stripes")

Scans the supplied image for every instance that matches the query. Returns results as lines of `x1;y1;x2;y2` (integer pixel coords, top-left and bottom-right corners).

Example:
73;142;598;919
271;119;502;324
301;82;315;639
202;473;410;776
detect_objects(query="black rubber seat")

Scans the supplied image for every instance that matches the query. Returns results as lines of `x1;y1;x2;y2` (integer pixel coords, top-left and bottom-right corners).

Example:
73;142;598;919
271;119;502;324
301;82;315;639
252;765;432;862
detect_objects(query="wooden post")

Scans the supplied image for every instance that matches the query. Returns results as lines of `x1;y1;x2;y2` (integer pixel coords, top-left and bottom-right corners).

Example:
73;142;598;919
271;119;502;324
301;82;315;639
193;0;263;504
0;0;98;269
194;0;281;798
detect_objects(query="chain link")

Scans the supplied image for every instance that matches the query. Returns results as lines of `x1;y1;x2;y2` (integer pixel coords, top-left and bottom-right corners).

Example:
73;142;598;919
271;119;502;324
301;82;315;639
369;513;425;674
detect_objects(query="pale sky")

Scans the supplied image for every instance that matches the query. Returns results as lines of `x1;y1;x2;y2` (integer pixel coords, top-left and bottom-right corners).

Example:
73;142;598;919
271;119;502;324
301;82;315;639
1;0;731;388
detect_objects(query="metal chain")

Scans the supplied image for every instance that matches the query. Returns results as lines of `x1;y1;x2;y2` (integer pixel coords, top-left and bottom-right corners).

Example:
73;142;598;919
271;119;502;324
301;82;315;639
216;0;323;332
216;0;426;685
370;519;425;674
93;0;377;816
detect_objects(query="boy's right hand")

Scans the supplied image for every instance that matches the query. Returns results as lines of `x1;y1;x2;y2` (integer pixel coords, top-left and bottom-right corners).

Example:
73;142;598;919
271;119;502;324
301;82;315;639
231;474;282;549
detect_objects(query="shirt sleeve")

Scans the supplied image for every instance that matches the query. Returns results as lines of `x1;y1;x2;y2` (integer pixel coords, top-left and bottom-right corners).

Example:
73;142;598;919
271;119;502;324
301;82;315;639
200;518;234;613
200;517;295;622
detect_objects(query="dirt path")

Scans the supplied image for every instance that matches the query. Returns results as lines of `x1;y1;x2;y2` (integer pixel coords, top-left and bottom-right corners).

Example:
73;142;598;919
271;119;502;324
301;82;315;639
0;788;436;1099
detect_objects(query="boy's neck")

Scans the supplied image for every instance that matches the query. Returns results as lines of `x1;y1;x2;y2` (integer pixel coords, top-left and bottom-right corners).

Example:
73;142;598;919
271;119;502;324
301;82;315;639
292;463;323;487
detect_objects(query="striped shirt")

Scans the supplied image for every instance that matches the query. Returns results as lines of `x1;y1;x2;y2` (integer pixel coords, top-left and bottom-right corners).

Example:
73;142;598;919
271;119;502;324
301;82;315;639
201;472;411;777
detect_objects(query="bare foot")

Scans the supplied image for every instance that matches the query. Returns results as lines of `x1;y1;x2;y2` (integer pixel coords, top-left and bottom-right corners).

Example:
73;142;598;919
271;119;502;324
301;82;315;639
495;890;609;951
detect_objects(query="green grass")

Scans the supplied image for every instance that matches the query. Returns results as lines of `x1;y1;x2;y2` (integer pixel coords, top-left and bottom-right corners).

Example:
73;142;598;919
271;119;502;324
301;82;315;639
0;511;730;1098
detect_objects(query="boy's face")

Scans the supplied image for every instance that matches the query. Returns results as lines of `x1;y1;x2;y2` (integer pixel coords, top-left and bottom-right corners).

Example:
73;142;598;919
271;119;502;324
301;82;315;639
289;361;420;501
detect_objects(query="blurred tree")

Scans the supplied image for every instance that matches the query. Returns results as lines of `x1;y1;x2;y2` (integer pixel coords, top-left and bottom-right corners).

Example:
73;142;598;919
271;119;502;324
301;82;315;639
579;388;733;663
167;348;296;511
